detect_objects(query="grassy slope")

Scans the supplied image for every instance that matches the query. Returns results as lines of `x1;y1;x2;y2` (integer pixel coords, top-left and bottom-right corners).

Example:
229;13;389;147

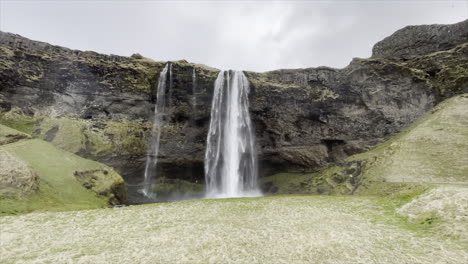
0;192;466;264
262;94;468;195
0;125;124;215
351;93;468;183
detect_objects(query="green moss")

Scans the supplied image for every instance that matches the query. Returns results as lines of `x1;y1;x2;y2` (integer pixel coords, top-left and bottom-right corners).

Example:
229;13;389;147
73;169;126;204
0;111;39;135
312;87;339;102
0;112;151;159
0;182;104;216
0;128;126;215
0;47;16;71
0;124;30;145
260;166;356;195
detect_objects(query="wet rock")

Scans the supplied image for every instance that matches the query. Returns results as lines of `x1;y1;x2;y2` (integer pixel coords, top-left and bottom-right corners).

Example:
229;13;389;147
73;169;127;204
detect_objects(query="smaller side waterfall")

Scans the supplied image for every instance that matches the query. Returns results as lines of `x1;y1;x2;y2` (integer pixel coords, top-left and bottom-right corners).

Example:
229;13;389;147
191;69;198;119
141;63;170;199
192;69;197;110
204;70;261;198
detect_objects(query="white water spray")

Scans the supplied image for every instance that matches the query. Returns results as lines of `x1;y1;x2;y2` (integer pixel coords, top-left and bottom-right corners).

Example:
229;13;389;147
204;70;261;198
192;68;197;111
141;63;171;199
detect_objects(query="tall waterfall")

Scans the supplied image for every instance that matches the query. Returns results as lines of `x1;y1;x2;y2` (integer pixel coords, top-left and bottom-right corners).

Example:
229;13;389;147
204;70;261;198
141;63;171;199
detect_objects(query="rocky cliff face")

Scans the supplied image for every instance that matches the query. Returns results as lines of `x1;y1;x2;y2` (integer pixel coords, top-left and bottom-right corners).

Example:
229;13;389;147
0;32;219;187
247;19;467;175
0;20;467;197
260;94;468;196
372;19;468;59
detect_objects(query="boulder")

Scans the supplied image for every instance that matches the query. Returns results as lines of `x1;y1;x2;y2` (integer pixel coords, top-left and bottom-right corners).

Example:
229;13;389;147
0;150;39;198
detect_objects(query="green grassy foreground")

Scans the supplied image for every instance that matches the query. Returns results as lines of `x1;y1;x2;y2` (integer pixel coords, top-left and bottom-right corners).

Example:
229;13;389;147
0;186;466;264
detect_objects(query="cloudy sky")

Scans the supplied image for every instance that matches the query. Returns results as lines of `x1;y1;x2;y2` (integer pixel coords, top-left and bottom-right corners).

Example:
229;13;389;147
0;1;466;71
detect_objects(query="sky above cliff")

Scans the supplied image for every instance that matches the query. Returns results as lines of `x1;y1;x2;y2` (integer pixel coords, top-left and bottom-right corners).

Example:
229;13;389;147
0;1;466;72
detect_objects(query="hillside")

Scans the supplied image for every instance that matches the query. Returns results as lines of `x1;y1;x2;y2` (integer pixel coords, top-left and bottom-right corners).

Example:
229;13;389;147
0;124;126;215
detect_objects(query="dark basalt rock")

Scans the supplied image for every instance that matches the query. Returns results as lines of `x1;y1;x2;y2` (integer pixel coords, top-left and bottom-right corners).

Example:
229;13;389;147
372;19;468;59
0;20;467;193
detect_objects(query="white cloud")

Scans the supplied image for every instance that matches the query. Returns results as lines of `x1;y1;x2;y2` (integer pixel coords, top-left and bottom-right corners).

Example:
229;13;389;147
0;1;466;72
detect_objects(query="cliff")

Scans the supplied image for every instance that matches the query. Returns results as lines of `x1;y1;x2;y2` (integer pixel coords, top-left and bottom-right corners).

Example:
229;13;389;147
261;94;468;195
0;20;467;200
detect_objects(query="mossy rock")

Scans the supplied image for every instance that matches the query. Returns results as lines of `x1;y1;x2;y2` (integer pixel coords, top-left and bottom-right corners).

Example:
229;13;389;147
0;123;30;145
0;150;39;198
74;169;127;205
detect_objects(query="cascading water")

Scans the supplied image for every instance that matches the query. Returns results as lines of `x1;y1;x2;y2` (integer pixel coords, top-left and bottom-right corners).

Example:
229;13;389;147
192;68;197;111
204;70;261;198
141;63;171;199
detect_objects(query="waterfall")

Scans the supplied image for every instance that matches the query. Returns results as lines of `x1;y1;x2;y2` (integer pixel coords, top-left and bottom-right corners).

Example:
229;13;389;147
192;68;197;111
204;70;261;198
141;63;170;199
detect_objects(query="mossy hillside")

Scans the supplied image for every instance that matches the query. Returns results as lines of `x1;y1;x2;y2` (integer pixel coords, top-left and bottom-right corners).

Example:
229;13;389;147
74;169;127;205
348;93;468;184
0;149;39;198
260;173;466;241
0;140;105;215
0;123;30;145
397;185;468;242
406;43;468;98
260;94;467;239
0;109;152;159
355;43;468;99
0;126;127;215
259;166;352;195
263;94;468;196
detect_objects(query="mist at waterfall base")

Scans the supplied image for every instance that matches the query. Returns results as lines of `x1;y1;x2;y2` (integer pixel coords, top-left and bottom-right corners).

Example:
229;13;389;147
138;66;261;203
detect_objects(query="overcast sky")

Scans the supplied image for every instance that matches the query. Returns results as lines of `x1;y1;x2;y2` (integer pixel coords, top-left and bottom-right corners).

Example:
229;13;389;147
0;1;466;72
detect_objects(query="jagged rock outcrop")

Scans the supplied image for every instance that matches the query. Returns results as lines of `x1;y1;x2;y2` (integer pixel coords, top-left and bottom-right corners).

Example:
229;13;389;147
372;19;468;59
0;20;467;201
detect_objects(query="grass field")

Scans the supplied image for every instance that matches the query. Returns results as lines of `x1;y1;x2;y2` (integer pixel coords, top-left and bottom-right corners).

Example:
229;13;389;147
1;186;467;264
